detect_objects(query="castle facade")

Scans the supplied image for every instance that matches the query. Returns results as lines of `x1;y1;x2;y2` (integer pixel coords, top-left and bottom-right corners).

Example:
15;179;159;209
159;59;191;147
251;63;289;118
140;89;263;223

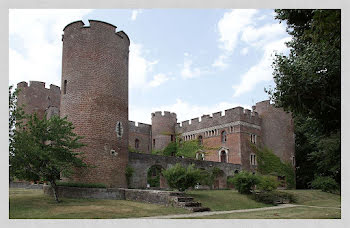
16;20;295;189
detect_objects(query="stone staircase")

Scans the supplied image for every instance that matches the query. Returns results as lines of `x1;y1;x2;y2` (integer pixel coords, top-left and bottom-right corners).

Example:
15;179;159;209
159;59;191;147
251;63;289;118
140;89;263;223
169;192;211;212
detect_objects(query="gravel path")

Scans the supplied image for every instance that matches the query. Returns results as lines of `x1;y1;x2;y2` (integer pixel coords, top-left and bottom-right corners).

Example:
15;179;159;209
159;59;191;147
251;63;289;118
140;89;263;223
139;204;299;219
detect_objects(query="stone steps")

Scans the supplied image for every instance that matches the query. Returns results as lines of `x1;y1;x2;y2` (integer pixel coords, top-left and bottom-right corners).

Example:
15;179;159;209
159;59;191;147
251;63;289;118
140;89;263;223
171;195;211;213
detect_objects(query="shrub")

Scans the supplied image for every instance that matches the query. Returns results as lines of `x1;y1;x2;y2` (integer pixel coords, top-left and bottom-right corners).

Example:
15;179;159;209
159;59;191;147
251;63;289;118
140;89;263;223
198;167;222;189
125;165;134;187
55;182;107;188
162;163;202;191
311;176;339;193
257;175;278;192
253;191;297;205
228;171;260;194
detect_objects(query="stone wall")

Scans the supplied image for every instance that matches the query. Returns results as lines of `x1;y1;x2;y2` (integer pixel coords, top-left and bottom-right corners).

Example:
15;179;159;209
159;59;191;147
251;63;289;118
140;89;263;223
129;121;152;153
17;81;61;119
151;111;177;151
255;100;295;165
43;185;180;205
128;152;241;189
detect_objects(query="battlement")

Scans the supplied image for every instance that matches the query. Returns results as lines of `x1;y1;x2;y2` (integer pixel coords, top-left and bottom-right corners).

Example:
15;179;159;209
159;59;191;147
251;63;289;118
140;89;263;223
17;81;61;92
129;121;152;134
62;19;130;44
151;111;177;119
176;105;261;133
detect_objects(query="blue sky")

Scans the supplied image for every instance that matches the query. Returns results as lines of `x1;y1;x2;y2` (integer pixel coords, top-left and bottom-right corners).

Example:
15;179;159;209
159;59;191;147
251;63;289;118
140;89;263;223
9;9;291;124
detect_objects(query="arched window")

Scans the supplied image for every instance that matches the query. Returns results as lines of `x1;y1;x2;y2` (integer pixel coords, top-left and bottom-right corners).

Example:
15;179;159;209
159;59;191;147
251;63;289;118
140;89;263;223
220;151;227;163
221;130;227;143
198;135;203;145
135;139;140;149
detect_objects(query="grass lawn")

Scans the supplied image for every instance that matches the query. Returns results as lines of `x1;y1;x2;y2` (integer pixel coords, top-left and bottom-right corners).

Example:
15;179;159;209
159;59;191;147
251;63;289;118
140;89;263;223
187;189;270;211
280;189;341;208
186;206;341;219
9;188;189;219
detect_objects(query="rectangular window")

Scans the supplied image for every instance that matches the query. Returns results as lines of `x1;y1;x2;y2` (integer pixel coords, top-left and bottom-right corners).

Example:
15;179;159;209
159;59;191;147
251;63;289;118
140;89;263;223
153;139;155;148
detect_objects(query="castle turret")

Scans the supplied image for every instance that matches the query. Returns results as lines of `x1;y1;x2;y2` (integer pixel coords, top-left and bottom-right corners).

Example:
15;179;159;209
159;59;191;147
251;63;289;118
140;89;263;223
60;20;130;187
255;100;295;166
151;111;177;151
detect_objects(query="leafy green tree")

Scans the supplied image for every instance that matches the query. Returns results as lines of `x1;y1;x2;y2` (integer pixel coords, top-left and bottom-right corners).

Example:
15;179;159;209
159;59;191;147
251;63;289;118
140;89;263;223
268;10;341;186
162;163;202;191
10;113;87;202
228;171;260;194
9;86;24;159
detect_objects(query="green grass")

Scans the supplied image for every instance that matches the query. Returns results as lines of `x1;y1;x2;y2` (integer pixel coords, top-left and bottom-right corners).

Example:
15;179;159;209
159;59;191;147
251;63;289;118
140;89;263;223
187;189;270;211
9;188;189;219
280;189;341;207
186;206;341;219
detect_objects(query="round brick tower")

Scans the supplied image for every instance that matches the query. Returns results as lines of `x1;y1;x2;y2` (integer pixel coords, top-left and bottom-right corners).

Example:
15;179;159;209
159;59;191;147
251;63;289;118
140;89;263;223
60;20;130;187
151;111;177;151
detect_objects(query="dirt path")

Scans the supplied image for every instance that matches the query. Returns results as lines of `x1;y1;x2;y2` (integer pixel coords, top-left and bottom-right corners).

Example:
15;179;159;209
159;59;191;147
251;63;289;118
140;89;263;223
139;204;298;219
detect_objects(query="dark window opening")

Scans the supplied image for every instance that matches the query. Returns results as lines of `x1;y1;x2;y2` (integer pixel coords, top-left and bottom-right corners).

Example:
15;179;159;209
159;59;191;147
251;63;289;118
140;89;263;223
221;131;227;143
153;139;155;148
220;151;227;163
135;139;140;149
198;135;203;145
171;134;174;142
63;80;67;94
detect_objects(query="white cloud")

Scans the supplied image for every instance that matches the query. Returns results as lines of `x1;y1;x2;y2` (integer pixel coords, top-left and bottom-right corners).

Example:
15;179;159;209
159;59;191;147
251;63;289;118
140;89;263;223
9;9;93;88
148;73;170;87
213;9;258;69
240;47;249;56
217;9;258;52
129;41;159;89
181;54;202;79
240;23;286;47
131;9;143;21
212;54;229;69
232;37;291;97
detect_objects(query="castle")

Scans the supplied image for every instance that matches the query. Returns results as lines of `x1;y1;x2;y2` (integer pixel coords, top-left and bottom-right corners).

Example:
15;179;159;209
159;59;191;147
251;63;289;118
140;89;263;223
16;20;295;189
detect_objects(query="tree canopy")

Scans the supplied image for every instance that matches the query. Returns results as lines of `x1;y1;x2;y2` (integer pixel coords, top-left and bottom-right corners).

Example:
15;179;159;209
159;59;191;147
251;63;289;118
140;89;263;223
10;111;87;202
269;10;341;187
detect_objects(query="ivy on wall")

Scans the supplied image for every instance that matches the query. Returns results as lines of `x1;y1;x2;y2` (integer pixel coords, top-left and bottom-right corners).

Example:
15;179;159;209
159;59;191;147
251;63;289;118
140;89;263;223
251;144;296;189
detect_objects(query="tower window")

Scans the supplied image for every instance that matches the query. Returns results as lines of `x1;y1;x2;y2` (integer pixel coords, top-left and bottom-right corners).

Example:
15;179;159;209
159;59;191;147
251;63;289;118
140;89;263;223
221;131;227;143
135;139;140;149
250;134;257;144
171;134;174;142
198;135;203;145
63;80;67;94
153;139;155;148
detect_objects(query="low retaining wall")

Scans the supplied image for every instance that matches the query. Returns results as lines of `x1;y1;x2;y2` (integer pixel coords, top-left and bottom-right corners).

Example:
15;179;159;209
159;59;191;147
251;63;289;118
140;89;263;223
43;185;125;200
43;186;180;205
10;181;44;189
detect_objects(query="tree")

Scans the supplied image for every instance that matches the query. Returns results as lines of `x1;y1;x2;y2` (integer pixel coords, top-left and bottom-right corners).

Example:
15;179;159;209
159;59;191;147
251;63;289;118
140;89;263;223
155;135;207;159
268;10;341;186
162;163;202;191
10;113;87;202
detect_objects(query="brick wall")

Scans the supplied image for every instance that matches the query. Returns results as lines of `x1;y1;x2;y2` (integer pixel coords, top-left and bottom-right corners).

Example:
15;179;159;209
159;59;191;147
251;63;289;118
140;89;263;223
60;20;130;187
17;81;61;119
255;100;295;165
129;121;152;153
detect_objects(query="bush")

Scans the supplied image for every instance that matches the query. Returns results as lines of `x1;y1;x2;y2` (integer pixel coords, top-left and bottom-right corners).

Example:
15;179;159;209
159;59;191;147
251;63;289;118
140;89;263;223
257;175;278;192
55;182;107;188
311;176;339;193
228;171;260;194
125;165;134;187
162;163;202;191
253;191;297;205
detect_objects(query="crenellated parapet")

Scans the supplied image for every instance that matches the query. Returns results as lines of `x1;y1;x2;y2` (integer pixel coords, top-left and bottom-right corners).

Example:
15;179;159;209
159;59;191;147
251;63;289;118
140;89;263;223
62;19;130;45
176;106;261;134
16;81;61;119
129;121;152;134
